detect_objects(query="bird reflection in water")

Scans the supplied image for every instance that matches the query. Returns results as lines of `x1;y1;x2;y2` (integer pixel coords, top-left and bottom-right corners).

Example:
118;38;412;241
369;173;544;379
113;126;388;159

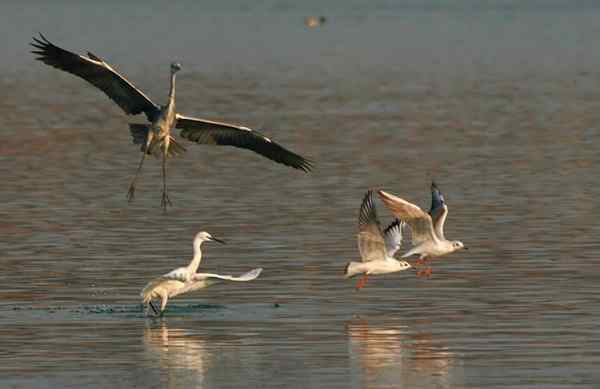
143;323;211;388
346;320;463;388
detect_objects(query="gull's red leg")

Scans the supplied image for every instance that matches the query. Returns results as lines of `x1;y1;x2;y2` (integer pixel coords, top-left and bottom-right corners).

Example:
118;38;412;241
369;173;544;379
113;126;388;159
414;257;428;266
416;268;433;278
355;274;369;290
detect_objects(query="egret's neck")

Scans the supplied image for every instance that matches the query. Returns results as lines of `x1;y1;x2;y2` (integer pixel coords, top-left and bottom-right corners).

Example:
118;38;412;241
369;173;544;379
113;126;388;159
187;240;203;274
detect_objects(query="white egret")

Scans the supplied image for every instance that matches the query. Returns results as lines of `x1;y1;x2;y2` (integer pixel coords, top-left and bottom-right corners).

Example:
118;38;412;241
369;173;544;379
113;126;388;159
141;231;262;316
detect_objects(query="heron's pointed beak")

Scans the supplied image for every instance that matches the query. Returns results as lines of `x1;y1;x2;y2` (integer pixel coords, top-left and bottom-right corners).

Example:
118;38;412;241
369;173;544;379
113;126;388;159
211;237;226;244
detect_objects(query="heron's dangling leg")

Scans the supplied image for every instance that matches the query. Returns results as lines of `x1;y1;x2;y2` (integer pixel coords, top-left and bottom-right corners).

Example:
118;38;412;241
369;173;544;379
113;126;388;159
127;130;153;203
160;147;172;211
127;152;147;202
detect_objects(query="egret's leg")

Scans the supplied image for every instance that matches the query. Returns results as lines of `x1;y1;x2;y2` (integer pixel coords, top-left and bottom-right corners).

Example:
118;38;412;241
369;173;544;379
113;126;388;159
160;148;172;211
149;301;159;316
355;274;369;290
159;294;169;316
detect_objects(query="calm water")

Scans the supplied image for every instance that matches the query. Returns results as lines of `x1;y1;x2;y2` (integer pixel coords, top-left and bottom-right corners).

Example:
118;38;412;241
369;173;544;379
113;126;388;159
2;1;600;388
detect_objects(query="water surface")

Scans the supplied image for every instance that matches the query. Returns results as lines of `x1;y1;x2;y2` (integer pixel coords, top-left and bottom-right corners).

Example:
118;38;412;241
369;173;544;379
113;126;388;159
1;1;600;388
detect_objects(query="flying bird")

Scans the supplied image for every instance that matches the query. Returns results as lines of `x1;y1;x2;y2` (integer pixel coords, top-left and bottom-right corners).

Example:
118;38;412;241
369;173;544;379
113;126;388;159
141;231;262;316
31;34;312;210
344;190;413;290
378;183;467;276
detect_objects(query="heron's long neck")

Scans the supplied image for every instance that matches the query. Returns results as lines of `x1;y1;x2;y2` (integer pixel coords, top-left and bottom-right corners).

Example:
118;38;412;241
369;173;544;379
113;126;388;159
187;241;203;274
167;72;177;107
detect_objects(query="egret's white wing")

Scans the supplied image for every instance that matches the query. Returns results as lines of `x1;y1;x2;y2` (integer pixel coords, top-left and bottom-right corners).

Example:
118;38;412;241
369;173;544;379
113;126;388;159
378;190;438;245
140;277;185;301
383;219;405;257
172;268;262;297
170;279;220;298
161;267;190;282
192;268;263;282
357;190;387;262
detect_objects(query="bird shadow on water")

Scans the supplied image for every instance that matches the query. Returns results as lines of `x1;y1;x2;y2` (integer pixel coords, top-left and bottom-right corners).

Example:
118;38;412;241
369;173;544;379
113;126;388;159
147;303;225;318
0;303;226;323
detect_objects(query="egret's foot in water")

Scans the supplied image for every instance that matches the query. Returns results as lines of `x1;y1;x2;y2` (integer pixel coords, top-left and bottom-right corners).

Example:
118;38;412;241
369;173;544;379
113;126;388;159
149;301;159;316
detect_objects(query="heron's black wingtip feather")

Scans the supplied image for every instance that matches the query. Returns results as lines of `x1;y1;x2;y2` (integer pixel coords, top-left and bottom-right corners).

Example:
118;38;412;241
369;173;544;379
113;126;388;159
299;158;314;172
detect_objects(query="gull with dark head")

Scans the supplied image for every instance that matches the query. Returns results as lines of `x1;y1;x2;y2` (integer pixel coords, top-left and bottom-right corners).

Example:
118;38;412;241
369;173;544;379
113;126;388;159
141;231;262;316
344;190;413;290
378;182;467;276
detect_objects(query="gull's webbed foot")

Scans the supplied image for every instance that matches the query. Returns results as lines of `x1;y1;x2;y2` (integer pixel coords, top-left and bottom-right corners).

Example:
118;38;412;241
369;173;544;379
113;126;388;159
416;268;433;278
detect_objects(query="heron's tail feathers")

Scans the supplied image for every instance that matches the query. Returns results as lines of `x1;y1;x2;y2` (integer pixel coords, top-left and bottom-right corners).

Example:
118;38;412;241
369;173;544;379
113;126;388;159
344;261;364;278
129;124;186;158
168;137;186;157
129;124;150;153
146;136;186;158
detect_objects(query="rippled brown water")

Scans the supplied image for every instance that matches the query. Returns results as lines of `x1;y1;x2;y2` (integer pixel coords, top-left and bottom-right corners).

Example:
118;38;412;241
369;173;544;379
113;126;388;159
2;1;600;388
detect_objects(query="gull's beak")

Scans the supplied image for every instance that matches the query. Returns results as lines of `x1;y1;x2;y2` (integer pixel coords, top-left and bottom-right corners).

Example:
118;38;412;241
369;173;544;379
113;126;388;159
463;247;469;250
211;236;226;244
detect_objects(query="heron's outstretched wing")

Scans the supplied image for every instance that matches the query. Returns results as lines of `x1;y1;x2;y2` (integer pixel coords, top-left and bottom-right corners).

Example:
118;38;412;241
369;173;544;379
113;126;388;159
429;182;448;240
357;190;388;262
383;219;405;257
377;190;438;246
192;268;263;282
175;114;312;172
31;34;160;122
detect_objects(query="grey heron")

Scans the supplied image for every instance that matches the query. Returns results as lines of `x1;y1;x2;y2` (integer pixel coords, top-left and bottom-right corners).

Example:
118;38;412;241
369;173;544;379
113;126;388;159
140;231;262;316
344;190;413;290
378;183;467;277
31;34;312;211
